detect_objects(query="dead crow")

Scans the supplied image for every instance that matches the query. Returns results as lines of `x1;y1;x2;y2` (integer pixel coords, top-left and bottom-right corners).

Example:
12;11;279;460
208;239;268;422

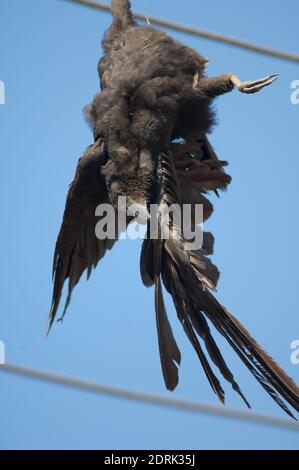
49;1;299;418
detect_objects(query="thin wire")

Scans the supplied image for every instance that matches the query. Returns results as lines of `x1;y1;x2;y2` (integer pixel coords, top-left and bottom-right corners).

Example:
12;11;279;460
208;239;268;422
1;362;299;431
61;0;299;64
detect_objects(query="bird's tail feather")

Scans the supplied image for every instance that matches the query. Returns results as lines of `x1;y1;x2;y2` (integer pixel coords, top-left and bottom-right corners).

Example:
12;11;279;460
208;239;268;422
140;151;299;418
201;293;299;417
155;276;181;391
111;0;134;29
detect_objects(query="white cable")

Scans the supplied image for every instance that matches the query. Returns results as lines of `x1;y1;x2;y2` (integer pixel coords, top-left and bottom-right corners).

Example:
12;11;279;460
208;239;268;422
61;0;299;64
1;362;299;431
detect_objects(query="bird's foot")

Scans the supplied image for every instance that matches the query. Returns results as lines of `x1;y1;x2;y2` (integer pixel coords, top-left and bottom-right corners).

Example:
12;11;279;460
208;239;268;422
231;74;278;94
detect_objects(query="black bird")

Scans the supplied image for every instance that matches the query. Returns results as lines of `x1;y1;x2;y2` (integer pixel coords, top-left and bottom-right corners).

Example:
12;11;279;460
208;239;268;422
49;1;299;418
86;0;277;211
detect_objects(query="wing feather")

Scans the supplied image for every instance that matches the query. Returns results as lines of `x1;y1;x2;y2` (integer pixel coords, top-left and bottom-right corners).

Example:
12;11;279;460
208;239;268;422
48;140;117;333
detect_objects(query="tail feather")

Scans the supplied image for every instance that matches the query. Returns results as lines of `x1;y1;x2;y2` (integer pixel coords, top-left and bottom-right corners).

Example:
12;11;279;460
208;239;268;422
163;245;249;407
174;230;299;418
168;262;225;404
189;306;251;408
200;294;299;416
208;309;298;419
140;238;155;287
140;151;299;418
155;277;181;391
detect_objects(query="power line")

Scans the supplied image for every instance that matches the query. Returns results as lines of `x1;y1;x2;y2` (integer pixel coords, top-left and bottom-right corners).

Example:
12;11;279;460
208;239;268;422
1;362;299;431
61;0;299;64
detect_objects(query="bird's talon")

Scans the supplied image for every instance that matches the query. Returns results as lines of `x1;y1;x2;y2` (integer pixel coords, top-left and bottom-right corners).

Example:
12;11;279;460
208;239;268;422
236;74;278;94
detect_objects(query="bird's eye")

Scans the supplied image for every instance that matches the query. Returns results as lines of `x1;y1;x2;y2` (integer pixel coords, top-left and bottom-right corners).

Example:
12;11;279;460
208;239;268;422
128;112;133;122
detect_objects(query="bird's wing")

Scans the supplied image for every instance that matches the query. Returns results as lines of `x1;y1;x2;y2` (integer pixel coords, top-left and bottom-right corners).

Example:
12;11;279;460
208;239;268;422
172;134;232;194
48;140;119;333
141;143;299;418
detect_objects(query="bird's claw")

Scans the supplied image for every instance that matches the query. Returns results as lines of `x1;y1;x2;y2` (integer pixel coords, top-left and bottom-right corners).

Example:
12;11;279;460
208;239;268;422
232;74;278;94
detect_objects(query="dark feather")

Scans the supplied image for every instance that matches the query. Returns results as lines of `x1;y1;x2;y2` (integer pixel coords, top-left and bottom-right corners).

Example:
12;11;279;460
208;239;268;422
154;277;181;391
48;140;119;333
140;150;299;417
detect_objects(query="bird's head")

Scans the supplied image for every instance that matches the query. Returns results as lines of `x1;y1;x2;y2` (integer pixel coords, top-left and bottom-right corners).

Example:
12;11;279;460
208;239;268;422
102;146;154;223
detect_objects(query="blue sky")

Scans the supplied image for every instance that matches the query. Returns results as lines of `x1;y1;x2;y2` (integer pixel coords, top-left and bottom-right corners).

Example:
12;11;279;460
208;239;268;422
0;0;298;450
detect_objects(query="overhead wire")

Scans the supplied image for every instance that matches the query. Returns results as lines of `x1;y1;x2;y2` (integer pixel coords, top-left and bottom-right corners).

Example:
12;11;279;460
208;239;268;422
62;0;299;64
1;363;299;431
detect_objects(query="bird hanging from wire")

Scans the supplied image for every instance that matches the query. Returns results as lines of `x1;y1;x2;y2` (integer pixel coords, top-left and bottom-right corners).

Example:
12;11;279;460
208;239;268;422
48;0;299;418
